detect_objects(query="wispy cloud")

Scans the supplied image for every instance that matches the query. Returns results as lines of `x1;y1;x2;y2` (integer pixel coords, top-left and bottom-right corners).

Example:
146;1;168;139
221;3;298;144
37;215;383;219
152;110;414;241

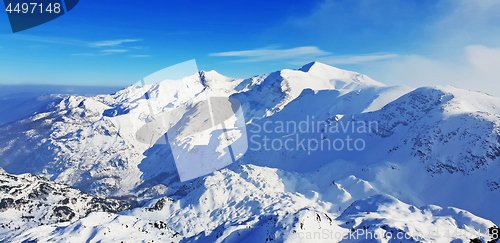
101;49;129;53
210;46;329;62
129;55;151;58
3;34;147;56
72;49;135;56
3;34;88;46
270;0;500;97
359;45;500;96
211;46;398;65
89;39;142;48
317;54;398;65
352;0;500;96
432;0;500;46
70;53;97;56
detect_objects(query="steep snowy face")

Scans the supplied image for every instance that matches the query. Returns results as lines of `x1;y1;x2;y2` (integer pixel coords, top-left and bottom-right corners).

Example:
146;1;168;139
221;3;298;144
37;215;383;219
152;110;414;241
354;86;500;174
0;168;130;240
233;61;386;119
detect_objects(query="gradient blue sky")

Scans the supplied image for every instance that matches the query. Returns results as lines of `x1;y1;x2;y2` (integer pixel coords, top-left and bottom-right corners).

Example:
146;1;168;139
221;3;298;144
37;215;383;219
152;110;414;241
1;0;500;95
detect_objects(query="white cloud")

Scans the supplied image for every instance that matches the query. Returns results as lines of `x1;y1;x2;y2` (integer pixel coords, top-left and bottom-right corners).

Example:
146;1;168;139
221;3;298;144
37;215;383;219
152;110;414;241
429;0;500;49
365;55;465;87
101;49;129;53
358;0;500;96
210;46;330;62
211;46;397;65
317;54;398;65
89;39;142;48
3;34;87;46
73;49;142;56
463;45;500;95
465;45;500;73
4;35;142;48
290;0;500;97
129;55;151;58
3;35;144;56
361;45;500;96
70;53;97;56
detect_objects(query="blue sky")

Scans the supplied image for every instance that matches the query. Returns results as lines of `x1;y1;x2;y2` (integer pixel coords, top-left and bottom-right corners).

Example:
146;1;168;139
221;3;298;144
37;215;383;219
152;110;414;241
1;0;500;95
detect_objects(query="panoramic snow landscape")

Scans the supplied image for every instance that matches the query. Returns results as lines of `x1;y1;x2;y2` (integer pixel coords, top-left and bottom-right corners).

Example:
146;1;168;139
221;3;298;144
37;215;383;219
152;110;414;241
0;62;499;242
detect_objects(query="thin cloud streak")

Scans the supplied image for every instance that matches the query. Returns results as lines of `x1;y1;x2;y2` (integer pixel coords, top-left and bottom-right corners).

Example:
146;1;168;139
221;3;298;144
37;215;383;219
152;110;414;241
3;35;142;48
129;55;151;58
317;54;398;65
2;34;88;46
210;46;330;62
70;53;97;56
212;46;398;65
101;49;129;53
4;35;145;56
90;39;142;48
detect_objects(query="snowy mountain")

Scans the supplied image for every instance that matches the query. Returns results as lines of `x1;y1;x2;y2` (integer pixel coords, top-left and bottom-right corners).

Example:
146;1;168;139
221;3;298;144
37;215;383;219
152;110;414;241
0;61;499;242
0;167;130;241
239;83;500;222
0;62;388;200
6;165;498;242
233;61;385;119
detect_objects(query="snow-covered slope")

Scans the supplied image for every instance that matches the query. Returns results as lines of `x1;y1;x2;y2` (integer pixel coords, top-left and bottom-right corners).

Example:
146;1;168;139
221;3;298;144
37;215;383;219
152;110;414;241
0;167;130;240
0;62;499;242
238;84;500;222
8;165;498;242
233;61;385;119
0;62;394;200
0;70;245;200
356;85;500;174
337;194;499;242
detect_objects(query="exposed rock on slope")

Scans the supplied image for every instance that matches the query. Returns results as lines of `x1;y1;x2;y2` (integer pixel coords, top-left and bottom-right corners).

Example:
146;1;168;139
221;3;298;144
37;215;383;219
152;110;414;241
0;167;130;240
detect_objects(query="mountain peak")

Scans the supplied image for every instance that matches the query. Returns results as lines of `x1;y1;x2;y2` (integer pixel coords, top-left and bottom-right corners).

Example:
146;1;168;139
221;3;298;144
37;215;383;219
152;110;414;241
297;61;385;87
299;61;336;73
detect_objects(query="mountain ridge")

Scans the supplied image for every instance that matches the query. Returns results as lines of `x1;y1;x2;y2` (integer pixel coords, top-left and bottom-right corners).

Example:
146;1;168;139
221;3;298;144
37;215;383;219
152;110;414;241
0;62;499;242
